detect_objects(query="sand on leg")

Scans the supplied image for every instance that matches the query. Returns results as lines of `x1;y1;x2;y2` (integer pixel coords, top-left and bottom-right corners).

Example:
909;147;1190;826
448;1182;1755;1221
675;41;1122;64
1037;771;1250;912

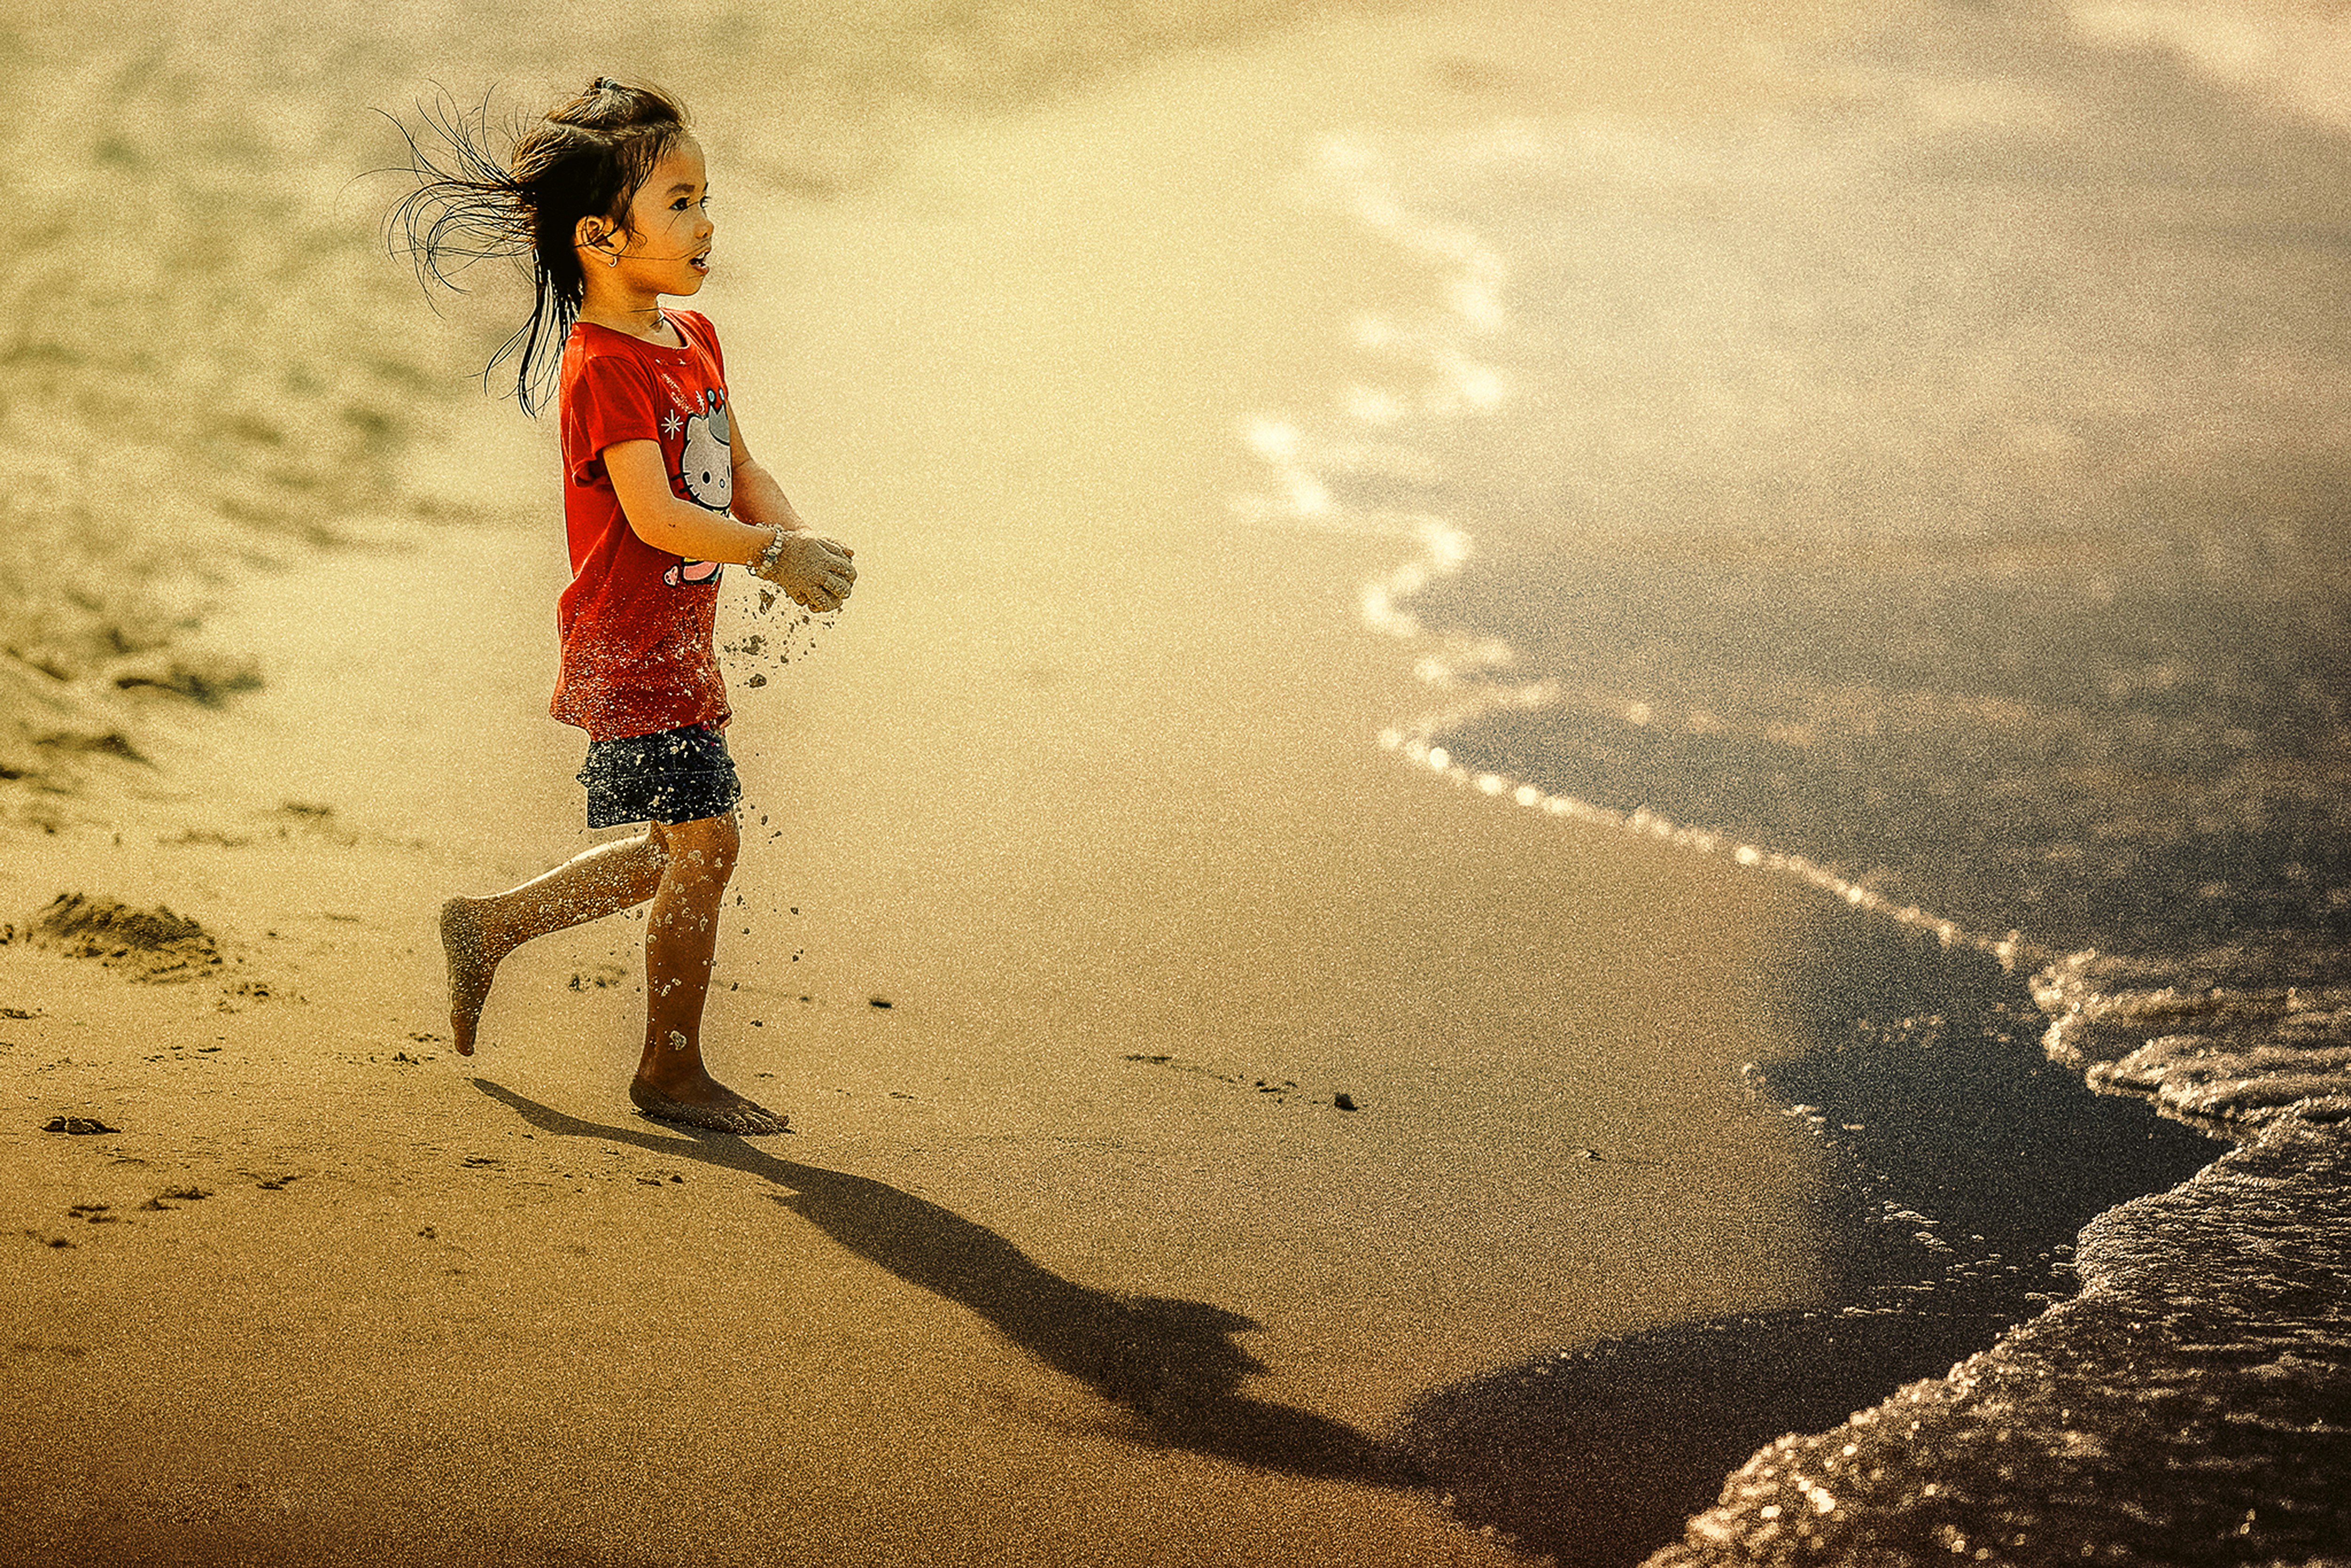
627;813;790;1135
441;834;668;1054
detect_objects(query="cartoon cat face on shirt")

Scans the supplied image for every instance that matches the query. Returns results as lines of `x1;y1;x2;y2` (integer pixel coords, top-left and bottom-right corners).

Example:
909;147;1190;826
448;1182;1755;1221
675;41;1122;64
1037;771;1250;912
662;389;731;588
678;393;733;512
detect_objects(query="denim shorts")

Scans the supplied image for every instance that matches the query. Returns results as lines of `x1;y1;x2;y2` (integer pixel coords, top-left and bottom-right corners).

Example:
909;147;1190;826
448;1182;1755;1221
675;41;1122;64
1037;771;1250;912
578;724;743;829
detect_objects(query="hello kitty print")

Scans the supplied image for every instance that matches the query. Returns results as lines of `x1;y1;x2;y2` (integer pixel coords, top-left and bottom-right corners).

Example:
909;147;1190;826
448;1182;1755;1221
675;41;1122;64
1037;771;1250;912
663;387;730;587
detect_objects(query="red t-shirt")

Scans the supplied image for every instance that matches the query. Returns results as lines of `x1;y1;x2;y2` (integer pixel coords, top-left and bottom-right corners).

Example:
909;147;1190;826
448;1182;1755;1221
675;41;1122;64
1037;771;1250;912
550;311;735;742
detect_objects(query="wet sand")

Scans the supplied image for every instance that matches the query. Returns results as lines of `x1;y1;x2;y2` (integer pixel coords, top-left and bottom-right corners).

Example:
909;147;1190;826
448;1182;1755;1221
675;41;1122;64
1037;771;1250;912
3;3;1894;1562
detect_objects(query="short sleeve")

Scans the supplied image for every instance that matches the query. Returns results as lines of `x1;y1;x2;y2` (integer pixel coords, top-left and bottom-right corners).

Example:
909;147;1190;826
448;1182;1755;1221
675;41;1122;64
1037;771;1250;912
563;350;664;487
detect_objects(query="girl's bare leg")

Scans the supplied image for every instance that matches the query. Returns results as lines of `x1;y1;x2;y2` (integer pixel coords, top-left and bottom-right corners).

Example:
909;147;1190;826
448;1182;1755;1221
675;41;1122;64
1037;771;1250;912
442;813;784;1134
441;835;667;1055
625;813;789;1135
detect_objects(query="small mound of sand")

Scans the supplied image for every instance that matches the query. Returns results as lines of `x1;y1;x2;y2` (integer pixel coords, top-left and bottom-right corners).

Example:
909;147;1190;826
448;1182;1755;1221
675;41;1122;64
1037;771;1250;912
13;892;224;983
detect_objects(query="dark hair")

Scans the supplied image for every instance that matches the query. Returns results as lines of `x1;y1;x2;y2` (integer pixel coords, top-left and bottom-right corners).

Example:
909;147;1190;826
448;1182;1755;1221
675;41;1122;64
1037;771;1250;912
387;78;691;415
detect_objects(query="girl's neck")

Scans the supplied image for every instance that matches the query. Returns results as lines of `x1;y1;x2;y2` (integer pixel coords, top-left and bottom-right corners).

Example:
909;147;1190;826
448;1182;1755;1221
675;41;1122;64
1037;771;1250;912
577;299;681;347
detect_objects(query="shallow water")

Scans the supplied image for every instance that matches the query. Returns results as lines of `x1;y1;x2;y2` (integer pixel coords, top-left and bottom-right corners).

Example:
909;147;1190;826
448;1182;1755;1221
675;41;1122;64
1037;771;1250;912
1238;0;2351;1559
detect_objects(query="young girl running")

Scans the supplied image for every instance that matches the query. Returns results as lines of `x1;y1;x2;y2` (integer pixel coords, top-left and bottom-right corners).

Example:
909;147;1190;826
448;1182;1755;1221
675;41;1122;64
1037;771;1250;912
394;78;854;1135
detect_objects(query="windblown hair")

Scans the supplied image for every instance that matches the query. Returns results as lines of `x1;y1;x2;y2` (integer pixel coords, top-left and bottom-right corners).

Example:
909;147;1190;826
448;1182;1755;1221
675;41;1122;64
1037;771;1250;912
387;78;691;416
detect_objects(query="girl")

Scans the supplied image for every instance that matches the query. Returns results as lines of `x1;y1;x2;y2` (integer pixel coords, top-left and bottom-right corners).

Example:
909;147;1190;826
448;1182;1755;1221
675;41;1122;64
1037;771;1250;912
394;78;855;1135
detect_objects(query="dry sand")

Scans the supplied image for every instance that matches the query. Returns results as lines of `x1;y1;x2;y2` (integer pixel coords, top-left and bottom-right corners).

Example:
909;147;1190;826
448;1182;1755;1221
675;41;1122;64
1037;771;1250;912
4;3;1894;1562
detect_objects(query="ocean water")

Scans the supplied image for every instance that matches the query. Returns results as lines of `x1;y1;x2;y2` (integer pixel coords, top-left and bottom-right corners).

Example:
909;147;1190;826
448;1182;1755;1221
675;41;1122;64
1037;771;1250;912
1239;1;2351;1562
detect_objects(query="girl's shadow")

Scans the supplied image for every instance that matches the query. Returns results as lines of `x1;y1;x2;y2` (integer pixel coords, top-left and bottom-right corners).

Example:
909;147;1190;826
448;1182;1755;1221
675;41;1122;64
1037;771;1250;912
470;1078;1409;1486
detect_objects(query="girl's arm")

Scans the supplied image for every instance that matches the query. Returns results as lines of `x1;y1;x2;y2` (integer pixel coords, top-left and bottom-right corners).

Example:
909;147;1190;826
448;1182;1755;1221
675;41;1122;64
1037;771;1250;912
604;436;856;611
605;439;773;564
725;421;817;538
724;410;857;606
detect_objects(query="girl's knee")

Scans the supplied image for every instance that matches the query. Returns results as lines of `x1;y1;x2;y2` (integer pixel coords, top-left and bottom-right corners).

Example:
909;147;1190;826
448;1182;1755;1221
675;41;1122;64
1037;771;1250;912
705;815;742;875
656;813;739;878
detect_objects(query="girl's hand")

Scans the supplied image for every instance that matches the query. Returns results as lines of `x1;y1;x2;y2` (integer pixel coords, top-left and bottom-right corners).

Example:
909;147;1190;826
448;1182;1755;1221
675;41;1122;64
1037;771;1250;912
754;528;857;613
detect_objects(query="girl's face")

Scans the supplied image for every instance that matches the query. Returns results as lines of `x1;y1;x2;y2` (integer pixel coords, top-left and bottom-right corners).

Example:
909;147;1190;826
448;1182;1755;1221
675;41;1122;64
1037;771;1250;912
598;137;713;299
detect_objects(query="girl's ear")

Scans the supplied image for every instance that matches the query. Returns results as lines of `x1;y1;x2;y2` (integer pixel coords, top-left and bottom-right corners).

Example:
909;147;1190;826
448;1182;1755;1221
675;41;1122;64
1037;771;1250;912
574;215;612;255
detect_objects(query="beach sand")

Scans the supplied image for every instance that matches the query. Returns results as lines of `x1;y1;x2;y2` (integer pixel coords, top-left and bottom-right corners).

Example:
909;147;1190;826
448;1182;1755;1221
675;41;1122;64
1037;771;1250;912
4;3;1896;1562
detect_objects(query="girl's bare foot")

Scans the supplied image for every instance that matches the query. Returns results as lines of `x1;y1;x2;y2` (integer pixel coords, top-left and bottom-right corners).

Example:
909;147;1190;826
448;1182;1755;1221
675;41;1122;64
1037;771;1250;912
440;898;501;1056
629;1071;791;1135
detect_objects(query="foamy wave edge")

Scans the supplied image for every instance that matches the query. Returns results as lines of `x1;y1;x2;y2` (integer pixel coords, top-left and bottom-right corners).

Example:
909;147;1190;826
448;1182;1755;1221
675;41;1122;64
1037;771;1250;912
1653;1115;2351;1566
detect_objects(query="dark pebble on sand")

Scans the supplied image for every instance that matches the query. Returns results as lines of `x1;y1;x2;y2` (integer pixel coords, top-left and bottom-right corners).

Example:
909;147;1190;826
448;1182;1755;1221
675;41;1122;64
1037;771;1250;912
41;1117;118;1135
869;997;892;1009
1334;1093;1359;1111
